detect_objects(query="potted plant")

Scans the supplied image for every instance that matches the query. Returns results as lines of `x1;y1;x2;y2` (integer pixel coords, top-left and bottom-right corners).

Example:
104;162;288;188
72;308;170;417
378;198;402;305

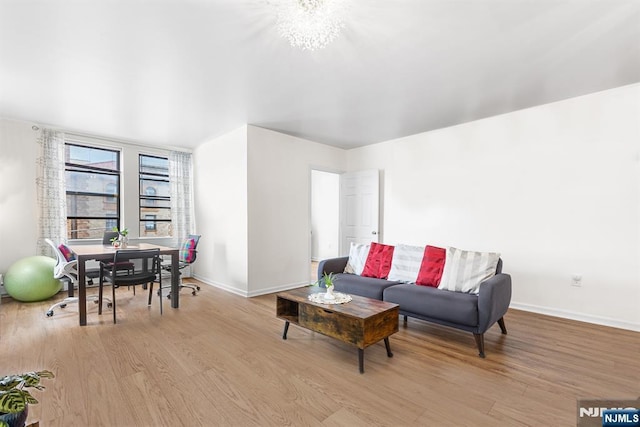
321;273;336;300
111;226;129;247
0;370;54;427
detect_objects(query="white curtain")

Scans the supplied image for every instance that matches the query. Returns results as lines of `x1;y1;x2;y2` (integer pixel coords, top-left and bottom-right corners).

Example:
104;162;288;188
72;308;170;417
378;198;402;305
169;151;195;245
36;129;67;255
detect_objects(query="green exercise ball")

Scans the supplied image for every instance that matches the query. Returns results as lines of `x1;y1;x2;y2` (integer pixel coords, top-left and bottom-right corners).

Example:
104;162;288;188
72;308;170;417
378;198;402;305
4;256;61;302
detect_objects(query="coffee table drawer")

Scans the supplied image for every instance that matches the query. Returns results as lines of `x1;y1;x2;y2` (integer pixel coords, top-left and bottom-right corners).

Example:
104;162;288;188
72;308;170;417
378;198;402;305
299;304;364;346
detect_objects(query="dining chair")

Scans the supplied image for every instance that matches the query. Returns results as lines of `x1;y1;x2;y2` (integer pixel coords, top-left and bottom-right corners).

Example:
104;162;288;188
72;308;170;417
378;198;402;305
44;238;112;317
84;231;129;287
161;234;201;298
98;248;162;324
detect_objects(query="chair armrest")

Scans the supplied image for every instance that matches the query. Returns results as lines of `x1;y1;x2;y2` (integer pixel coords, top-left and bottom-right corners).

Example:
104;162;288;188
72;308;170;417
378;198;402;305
317;257;349;282
477;273;512;333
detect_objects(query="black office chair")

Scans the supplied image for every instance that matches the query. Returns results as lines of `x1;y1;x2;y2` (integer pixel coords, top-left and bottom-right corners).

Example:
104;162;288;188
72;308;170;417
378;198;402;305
98;248;163;324
84;231;128;287
161;234;201;298
102;231;119;245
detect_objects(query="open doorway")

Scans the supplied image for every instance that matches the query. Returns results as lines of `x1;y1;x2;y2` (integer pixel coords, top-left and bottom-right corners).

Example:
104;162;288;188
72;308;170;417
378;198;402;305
310;169;340;281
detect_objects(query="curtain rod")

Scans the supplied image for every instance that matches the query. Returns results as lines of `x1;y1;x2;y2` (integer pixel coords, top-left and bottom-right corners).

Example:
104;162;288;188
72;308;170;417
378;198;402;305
31;122;193;153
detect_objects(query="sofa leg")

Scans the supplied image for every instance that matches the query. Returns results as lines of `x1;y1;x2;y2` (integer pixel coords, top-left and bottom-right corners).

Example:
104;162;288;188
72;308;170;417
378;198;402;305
403;315;408;324
473;333;485;358
498;317;507;335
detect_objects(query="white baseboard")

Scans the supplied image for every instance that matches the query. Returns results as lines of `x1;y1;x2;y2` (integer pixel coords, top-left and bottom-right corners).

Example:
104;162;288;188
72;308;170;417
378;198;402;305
192;274;308;298
246;281;308;298
510;301;640;332
191;274;249;297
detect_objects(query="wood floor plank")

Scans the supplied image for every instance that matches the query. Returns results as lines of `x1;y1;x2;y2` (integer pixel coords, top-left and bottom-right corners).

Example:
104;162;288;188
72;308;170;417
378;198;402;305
1;281;638;427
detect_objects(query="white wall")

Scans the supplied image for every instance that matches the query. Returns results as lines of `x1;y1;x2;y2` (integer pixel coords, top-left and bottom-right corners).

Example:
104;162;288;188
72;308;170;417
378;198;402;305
348;84;640;331
311;170;340;261
246;126;346;296
0;119;39;278
192;126;249;294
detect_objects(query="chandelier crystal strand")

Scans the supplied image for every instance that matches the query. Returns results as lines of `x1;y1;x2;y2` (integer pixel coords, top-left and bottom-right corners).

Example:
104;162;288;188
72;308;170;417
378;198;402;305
276;0;348;50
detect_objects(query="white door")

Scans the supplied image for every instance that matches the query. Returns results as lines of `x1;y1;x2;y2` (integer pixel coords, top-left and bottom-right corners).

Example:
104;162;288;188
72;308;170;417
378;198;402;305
339;169;380;255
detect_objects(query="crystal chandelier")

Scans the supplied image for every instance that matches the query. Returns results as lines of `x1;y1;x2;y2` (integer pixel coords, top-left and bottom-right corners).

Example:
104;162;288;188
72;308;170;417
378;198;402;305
275;0;348;51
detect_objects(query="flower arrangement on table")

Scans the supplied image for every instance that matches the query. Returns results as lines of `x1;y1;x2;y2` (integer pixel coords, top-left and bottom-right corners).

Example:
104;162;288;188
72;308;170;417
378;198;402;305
308;272;351;304
110;227;129;248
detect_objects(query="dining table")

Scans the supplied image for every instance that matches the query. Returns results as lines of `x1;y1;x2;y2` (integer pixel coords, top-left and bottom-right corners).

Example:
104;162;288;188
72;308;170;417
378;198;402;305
69;243;180;326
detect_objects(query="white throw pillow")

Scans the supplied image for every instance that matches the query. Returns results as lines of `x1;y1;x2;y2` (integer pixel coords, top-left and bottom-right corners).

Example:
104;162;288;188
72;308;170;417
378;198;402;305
387;244;425;283
344;242;371;275
438;247;500;294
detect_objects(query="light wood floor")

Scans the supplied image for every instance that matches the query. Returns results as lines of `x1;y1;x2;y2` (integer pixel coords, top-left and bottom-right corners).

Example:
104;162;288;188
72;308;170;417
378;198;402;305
1;280;638;426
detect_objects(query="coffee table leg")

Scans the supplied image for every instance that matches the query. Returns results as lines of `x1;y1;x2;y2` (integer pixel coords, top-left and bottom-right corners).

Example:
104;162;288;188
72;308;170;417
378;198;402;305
384;337;393;357
282;321;290;340
358;349;365;374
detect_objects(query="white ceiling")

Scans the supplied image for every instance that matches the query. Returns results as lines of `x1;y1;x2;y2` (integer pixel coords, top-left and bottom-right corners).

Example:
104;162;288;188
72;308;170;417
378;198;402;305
1;0;639;150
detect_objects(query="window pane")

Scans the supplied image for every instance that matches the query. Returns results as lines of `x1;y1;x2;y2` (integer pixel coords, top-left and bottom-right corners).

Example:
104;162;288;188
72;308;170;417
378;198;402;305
139;221;171;237
140;198;171;208
67;194;118;217
67;219;116;239
140;179;170;198
140;207;171;220
140;155;169;176
66;145;118;171
66;170;118;195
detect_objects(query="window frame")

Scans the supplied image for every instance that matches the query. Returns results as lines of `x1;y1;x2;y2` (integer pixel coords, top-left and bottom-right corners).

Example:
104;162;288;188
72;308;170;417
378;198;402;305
139;154;171;237
65;142;121;240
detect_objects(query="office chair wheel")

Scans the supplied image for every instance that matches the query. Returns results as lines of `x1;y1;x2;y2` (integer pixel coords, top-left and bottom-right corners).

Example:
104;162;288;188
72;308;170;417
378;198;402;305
191;290;196;296
167;293;171;300
107;303;113;308
46;310;54;317
196;286;201;291
60;303;67;309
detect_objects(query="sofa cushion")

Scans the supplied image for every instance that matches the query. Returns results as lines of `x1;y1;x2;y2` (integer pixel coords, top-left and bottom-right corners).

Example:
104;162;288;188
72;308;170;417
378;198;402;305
416;245;446;287
388;244;425;283
332;273;402;300
362;242;395;279
438;247;500;294
383;284;479;327
344;242;370;275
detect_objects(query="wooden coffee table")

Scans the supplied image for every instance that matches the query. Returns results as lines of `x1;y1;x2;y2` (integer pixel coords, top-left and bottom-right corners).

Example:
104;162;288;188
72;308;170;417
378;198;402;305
276;286;399;373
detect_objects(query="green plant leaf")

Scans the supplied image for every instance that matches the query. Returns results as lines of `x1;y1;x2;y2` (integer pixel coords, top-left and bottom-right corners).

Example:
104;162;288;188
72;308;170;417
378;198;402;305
36;370;55;379
0;389;27;413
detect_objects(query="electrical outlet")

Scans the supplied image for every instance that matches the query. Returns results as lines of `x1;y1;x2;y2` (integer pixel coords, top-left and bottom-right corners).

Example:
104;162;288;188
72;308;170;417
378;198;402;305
571;275;582;287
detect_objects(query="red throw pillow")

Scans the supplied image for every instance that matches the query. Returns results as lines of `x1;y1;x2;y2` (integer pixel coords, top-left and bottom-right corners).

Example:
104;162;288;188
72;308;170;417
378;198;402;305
416;245;446;287
362;242;395;279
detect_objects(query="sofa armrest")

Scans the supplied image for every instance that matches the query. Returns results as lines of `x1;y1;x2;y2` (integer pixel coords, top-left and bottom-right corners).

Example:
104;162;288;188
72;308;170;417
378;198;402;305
317;257;349;283
477;273;512;334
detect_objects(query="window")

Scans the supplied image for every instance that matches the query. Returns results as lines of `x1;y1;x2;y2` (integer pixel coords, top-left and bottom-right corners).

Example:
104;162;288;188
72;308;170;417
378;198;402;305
139;154;171;237
65;143;120;240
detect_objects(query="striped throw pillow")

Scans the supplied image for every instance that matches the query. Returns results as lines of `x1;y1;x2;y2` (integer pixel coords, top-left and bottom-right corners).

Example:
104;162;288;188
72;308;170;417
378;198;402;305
344;242;370;275
387;244;425;283
438;247;500;294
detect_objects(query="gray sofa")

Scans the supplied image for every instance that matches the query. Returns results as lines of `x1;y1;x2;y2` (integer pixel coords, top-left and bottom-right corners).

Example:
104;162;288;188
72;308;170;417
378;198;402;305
317;256;512;358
